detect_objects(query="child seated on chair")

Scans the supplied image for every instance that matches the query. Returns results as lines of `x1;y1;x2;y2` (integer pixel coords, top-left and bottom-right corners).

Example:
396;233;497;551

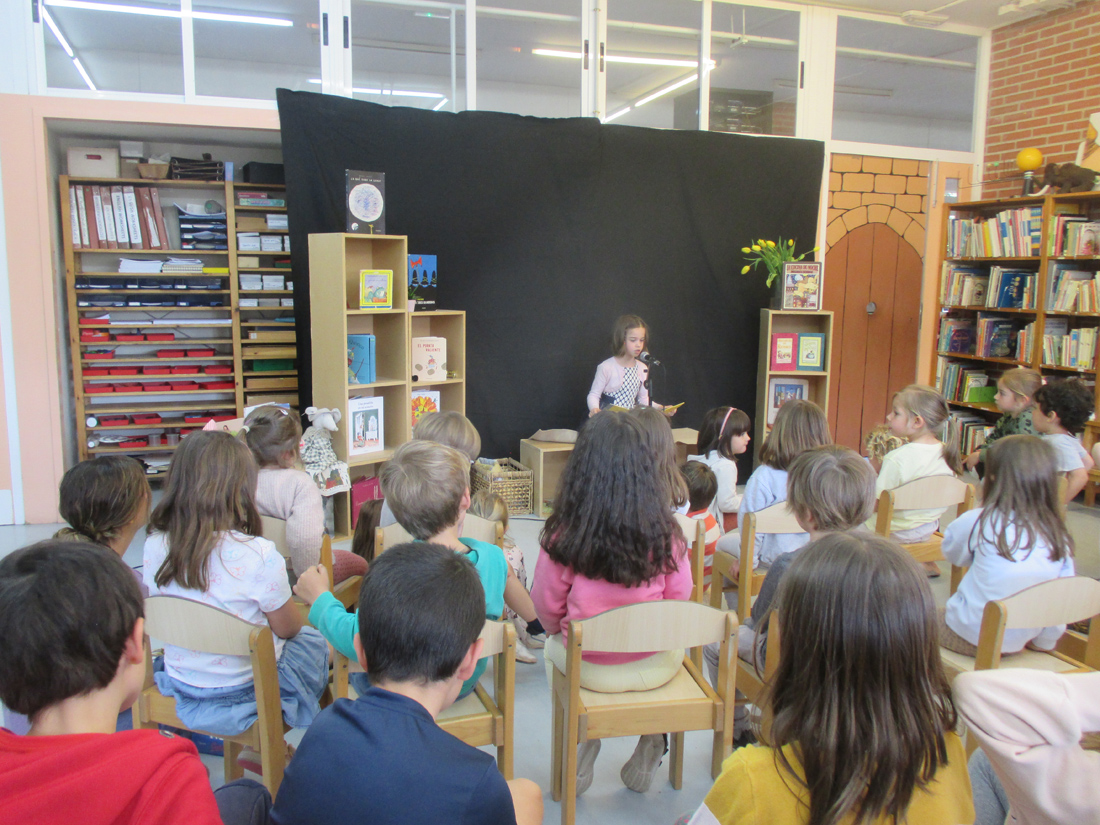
0;539;232;824
271;543;543;825
681;460;721;589
1032;378;1096;504
294;440;510;700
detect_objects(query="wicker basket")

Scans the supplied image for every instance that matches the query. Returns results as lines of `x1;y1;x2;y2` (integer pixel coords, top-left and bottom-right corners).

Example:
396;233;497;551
471;458;533;516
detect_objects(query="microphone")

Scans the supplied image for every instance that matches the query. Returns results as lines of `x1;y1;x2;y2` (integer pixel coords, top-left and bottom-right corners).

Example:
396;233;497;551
639;351;662;367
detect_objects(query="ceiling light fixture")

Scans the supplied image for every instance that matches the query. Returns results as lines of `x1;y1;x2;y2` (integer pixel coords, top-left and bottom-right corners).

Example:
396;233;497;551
900;9;949;26
42;7;98;91
44;0;293;27
432;98;449;111
533;48;713;70
635;73;698;107
306;79;445;100
998;0;1075;15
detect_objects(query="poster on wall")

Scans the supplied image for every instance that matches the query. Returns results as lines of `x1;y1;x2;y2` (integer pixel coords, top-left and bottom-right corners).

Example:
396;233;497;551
782;262;822;311
346;170;386;234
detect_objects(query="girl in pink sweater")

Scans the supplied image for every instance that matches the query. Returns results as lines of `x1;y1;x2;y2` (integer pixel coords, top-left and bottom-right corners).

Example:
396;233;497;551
240;406;366;584
532;411;693;796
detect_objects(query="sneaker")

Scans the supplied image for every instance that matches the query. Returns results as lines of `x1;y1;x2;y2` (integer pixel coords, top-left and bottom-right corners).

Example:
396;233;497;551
515;639;537;664
576;739;601;796
620;733;668;793
514;617;546;649
236;743;294;776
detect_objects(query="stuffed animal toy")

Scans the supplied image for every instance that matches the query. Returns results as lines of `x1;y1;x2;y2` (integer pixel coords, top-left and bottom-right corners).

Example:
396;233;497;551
1035;162;1099;195
301;406;350;496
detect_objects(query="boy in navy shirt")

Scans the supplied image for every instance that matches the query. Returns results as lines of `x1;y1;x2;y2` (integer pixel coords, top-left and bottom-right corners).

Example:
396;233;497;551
272;542;543;825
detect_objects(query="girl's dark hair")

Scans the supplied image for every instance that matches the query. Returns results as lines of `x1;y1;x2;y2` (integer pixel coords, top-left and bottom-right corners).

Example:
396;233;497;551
631;405;689;508
610;314;647;356
149;431;262;591
764;532;957;825
240;405;303;469
351;499;384;563
759;399;831;470
56;455;150;548
697;406;751;461
540;412;682;586
974;435;1073;564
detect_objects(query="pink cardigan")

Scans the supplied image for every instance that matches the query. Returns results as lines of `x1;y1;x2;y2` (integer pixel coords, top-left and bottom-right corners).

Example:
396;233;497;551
586;357;650;411
531;539;692;665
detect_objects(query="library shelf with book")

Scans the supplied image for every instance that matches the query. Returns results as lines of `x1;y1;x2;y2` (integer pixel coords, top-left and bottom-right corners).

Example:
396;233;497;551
755;309;833;462
932;192;1100;464
308;232;467;538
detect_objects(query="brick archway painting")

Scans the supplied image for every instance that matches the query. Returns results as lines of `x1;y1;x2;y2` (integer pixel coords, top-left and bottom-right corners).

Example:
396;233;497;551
824;155;929;451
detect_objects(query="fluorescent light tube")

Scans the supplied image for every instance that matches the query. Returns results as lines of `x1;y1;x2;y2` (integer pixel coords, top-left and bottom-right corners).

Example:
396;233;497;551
44;0;293;27
635;73;698;107
533;48;712;69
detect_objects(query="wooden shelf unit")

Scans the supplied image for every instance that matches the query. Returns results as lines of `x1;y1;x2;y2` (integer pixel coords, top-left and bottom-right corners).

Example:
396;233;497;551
754;309;833;461
309;233;467;537
61;176;300;468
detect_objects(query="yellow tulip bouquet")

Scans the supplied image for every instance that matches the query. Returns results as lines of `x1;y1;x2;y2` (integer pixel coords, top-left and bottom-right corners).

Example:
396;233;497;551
741;238;818;287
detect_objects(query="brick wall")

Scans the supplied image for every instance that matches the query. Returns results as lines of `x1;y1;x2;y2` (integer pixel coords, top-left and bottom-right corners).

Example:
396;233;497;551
984;1;1100;200
826;154;929;252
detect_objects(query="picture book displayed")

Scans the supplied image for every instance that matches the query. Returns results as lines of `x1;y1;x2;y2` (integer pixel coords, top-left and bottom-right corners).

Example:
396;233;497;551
345;170;386;234
411;389;441;426
411;336;447;382
358;269;393;310
347;333;376;385
781;262;822;310
770;333;797;371
796;333;826;371
348;396;384;456
408;253;437;311
767;378;809;424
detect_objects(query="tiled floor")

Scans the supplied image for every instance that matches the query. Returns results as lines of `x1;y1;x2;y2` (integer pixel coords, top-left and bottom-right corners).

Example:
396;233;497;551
4;499;1099;825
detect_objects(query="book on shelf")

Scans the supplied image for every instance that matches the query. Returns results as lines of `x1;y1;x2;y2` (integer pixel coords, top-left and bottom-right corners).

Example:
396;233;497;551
977;317;1023;359
358;270;393;311
110;186;130;248
411;337;447;382
947;205;1042;258
938;317;976;354
770;333;797;371
83;186;101;248
98;186;118;249
347;334;376;385
75;185;91;248
348;396;384;456
987;267;1036;309
948;411;993;454
68;186;82;248
411;389;441;427
1047;262;1098;311
123;186;144;248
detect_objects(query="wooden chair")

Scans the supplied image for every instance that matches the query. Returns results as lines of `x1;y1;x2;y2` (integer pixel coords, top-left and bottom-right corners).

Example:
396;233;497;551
261;515;361;612
332;619;517;778
734;614;782;744
709;502;802;623
133;596;290;796
672;513;707;604
374;512;505;555
873;475;975;579
940;576;1100;681
550;600;737;825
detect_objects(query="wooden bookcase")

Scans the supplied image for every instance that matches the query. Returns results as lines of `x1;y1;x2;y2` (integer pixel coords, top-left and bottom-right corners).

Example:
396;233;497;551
308;232;467;537
932;193;1100;433
61;175;300;475
754;309;833;460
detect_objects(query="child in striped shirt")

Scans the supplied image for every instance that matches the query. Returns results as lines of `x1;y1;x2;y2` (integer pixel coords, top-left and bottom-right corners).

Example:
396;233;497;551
682;461;720;589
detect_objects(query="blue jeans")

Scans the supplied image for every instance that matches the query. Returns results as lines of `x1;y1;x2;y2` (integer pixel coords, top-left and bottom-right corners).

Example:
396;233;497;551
154;626;329;737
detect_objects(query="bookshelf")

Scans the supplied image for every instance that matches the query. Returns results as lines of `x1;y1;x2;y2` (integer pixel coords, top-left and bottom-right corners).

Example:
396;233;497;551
933;192;1100;457
308;233;467;537
755;309;833;461
61;176;301;475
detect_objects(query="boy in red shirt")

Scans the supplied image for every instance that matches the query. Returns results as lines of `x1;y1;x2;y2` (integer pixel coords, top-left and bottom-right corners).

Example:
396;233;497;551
682;460;721;589
0;539;248;825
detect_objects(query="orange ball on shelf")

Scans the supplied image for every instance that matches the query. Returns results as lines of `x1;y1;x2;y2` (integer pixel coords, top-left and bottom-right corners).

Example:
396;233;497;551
1016;147;1044;172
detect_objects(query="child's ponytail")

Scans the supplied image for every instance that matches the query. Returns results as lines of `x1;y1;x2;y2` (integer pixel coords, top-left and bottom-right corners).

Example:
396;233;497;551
894;385;964;476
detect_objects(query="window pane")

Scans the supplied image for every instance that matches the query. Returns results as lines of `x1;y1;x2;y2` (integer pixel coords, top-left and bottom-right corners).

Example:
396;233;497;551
475;1;582;118
350;1;459;111
832;17;978;152
193;0;319;100
605;0;701;128
701;2;798;136
41;1;183;94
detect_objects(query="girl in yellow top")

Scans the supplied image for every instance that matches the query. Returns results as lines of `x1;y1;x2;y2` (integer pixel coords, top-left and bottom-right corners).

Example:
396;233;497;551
686;532;973;825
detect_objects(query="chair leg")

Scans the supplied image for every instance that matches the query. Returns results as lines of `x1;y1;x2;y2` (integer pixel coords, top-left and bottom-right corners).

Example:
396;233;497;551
711;730;726;779
551;674;564;802
223;740;244;783
260;738;286;798
561;710;579;825
669;731;685;790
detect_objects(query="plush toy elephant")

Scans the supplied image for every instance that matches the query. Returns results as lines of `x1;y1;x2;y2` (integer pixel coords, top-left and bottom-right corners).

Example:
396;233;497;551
1035;162;1099;195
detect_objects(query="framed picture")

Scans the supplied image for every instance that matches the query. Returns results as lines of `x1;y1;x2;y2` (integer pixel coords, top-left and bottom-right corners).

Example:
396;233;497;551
782;262;822;311
796;333;826;371
767;378;809;424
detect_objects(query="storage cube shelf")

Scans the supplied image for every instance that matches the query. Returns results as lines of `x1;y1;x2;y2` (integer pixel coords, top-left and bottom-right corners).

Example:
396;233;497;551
309;233;467;538
61;177;300;473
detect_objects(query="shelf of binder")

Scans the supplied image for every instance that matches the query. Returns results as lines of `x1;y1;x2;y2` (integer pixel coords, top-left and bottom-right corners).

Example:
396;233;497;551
308;233;467;538
61;176;300;470
933;192;1100;422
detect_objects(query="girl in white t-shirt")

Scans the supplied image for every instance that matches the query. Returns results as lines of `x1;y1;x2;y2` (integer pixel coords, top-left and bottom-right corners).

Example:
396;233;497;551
688;405;751;532
144;430;328;737
940;434;1075;656
870;385;963;572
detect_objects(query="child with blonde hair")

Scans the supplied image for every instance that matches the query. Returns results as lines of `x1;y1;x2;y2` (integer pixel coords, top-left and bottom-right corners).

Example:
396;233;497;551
468;489;547;663
241;405;366;583
144;431;329;737
715;399;831;578
941;435;1075;656
964;367;1041;475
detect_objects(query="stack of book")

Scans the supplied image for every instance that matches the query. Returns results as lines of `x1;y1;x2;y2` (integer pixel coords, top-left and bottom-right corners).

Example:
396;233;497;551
946;205;1043;258
938;318;976;354
1042;323;1098;369
986;267;1037;309
940;265;987;306
69;184;171;250
236;191;286;208
1047;262;1100;311
1049;209;1100;256
948;411;993;454
936;359;995;404
976;316;1024;359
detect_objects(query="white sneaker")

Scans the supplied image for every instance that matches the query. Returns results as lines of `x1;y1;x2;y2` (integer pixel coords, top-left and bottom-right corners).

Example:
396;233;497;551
515;639;537;664
620;733;668;793
576;739;601;796
514;617;546;649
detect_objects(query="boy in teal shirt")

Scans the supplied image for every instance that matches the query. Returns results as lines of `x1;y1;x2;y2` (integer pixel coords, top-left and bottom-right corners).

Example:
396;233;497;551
294;440;507;697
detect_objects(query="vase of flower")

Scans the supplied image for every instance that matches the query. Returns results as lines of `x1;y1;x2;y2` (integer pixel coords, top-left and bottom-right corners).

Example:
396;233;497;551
740;238;818;309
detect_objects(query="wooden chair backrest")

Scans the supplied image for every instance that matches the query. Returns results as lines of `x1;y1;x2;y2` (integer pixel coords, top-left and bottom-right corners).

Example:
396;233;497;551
261;514;334;580
571;599;731;653
745;502;804;536
375;522;414;555
144;595;260;655
673;513;707;603
875;475;974;536
375;513;505;556
347;618;506;674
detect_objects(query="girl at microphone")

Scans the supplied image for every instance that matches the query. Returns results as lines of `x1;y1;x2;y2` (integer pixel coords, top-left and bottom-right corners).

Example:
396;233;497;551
587;314;664;416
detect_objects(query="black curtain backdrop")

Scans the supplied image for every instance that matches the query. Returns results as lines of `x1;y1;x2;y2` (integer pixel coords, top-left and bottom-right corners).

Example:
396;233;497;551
277;89;823;472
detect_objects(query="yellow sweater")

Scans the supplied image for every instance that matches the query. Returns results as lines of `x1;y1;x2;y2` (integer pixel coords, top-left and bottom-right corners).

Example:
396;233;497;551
692;733;973;825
